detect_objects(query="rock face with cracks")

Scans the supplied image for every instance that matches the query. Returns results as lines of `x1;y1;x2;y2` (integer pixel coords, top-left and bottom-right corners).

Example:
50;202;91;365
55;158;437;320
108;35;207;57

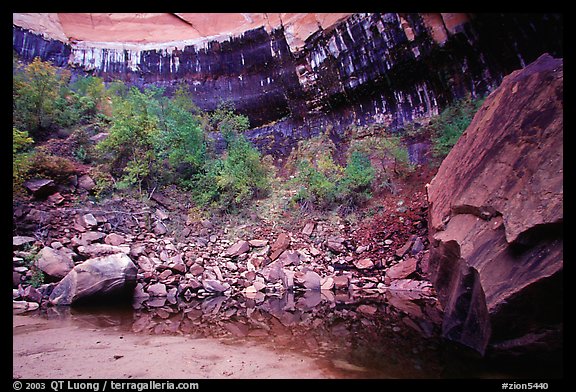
426;54;563;356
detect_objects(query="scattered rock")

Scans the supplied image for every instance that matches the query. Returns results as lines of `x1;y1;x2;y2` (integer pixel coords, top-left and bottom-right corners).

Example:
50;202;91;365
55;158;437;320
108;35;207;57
21;285;43;303
147;283;168;297
13;236;36;249
278;250;300;266
326;237;345;253
23;178;56;198
155;209;169;221
302;270;321;291
202;279;230;293
78;174;96;192
80;213;98;228
222;240;250;258
13;300;39;313
105;233;126;246
47;192;65;205
357;304;378;316
79;231;106;245
386;257;418;281
153;221;167;235
77;243;130;257
333;275;349;290
248;239;268;247
302;222;315;236
270;233;291;261
320;276;334;290
353;258;374;270
411;237;425;255
395;236;415;258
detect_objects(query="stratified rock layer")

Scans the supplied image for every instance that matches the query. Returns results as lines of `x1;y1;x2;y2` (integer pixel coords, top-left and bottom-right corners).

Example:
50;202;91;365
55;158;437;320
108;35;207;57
13;13;563;157
426;54;563;356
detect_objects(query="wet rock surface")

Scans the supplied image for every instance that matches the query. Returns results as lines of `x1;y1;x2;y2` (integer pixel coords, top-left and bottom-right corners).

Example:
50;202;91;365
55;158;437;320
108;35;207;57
426;54;563;356
13;14;563;158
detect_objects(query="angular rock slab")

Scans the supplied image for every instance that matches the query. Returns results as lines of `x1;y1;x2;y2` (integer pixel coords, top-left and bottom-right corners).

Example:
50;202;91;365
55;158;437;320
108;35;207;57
49;253;137;305
426;54;563;356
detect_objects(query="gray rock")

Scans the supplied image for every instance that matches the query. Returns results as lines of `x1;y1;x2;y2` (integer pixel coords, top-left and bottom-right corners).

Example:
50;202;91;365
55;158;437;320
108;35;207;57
13;236;36;248
202;279;230;293
147;283;167;297
80;213;98;228
49;253;137;305
411;237;425;255
303;270;321;291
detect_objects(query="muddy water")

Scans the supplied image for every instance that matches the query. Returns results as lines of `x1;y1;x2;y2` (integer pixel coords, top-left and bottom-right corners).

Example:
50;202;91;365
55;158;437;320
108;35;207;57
16;290;562;379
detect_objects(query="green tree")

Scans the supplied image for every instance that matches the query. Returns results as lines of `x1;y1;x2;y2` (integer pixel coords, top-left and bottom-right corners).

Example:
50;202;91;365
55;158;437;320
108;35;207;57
13;57;71;137
155;86;206;180
96;86;161;193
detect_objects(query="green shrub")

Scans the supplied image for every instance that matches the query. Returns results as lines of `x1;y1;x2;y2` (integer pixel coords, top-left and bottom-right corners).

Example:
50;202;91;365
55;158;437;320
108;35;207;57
292;148;375;212
13;127;34;194
431;95;485;158
155;93;207;179
191;132;270;212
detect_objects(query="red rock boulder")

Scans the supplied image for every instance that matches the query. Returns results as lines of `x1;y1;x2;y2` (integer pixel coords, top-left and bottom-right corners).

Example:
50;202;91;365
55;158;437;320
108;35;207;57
426;54;563;356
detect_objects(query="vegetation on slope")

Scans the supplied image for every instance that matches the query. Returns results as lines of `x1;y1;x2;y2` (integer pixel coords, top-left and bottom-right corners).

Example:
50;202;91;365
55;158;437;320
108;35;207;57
13;57;484;218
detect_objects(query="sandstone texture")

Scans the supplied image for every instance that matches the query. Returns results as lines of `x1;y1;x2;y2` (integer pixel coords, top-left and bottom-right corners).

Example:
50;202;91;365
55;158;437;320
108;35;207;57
49;253;137;305
426;54;563;355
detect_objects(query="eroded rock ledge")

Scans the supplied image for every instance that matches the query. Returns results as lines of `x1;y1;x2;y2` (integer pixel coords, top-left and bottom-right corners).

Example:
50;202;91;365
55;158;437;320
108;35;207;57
426;53;563;356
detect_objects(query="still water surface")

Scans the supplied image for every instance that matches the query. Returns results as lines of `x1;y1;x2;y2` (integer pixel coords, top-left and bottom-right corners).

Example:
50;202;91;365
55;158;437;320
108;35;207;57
24;290;562;379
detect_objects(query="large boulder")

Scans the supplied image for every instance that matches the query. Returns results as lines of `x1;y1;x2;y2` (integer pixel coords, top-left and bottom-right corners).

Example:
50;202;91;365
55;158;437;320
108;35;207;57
36;246;75;280
426;54;563;356
49;253;137;305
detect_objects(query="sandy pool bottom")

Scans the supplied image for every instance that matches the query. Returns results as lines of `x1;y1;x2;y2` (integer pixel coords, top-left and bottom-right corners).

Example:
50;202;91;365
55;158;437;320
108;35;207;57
13;314;335;379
